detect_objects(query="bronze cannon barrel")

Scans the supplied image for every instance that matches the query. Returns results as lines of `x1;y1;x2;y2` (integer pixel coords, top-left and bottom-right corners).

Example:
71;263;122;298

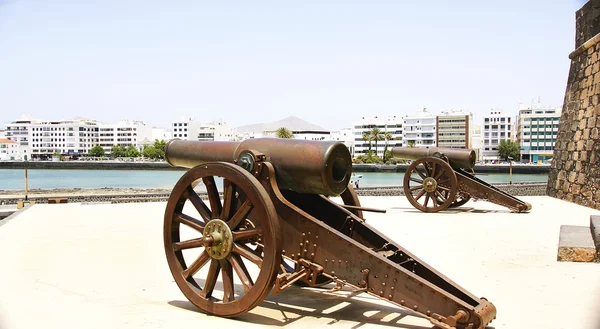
165;138;352;196
391;147;476;170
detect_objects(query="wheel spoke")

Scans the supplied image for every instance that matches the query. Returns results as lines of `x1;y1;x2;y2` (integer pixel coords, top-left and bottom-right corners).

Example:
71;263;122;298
409;185;424;191
174;238;205;251
186;187;212;222
430;163;437;178
423;193;430;207
233;243;263;267
431;193;438;207
221;179;236;221
414;189;426;201
200;259;221;298
233;228;262;241
203;176;222;219
227;199;253;229
435;190;447;202
182;250;210;279
434;168;445;180
220;259;235;302
410;177;423;184
230;254;254;293
437;186;451;192
437;179;450;185
174;213;205;233
414;167;426;179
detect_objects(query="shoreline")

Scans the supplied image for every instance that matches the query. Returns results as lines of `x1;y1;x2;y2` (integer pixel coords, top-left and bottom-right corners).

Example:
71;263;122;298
0;161;551;174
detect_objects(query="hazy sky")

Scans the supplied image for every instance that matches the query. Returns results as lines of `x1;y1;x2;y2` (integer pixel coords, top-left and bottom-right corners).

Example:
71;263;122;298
0;1;586;130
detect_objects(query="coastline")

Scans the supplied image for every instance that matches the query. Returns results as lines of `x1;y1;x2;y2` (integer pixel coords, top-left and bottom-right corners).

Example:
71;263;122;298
0;161;551;174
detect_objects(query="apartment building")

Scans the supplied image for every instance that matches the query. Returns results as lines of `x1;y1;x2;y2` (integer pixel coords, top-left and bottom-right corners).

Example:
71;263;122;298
4;116;33;160
402;109;436;148
172;117;203;140
0;138;21;160
481;110;514;162
28;119;100;159
353;115;403;157
197;120;235;141
330;128;355;156
517;103;561;163
98;120;153;153
436;110;472;149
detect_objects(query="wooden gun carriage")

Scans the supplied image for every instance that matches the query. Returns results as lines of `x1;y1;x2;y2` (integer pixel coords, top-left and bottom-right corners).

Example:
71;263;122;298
391;147;532;213
163;138;496;329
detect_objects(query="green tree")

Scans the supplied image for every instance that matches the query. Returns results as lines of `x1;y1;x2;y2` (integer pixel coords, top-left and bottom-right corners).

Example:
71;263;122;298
125;145;140;157
369;127;384;155
498;140;520;161
153;139;166;159
111;145;126;158
361;132;373;151
355;150;383;164
407;141;416;148
143;145;160;159
275;127;294;139
382;131;393;162
88;145;105;157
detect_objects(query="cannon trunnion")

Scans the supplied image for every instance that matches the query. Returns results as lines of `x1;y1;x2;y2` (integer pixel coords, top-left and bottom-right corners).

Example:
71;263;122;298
163;139;497;329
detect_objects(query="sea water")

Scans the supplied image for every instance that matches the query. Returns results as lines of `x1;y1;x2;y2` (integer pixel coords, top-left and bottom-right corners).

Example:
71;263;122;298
0;169;548;191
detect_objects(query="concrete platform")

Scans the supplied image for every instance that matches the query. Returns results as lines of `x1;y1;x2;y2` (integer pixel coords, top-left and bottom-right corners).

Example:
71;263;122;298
557;225;597;262
1;196;600;329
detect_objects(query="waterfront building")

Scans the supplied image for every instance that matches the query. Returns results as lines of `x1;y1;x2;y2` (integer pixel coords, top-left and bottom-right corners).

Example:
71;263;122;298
235;116;330;141
436;110;472;149
197;120;235;141
470;124;483;161
402;109;436;148
0;130;5;139
353;115;403;158
4;115;34;160
0;138;22;161
98;120;153;153
29;119;99;159
171;117;203;141
481;109;514;162
152;128;172;142
330;128;355;157
516;102;561;163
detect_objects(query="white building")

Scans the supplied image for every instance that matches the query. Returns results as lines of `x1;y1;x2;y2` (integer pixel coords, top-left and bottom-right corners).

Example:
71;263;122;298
98;120;153;153
172;117;203;140
402;109;436;148
0;130;6;139
353;115;403;157
198;120;235;141
152;128;172;142
470;124;483;161
517;102;562;163
481;109;514;162
436;110;473;149
0;138;22;161
29;119;99;159
5;115;34;160
330;128;355;156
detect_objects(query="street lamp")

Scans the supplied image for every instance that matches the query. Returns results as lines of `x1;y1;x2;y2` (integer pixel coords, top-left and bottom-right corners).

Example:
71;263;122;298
508;156;514;185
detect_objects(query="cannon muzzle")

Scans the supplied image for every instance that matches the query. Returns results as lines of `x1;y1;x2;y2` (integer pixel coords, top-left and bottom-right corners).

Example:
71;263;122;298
165;138;352;196
391;147;476;170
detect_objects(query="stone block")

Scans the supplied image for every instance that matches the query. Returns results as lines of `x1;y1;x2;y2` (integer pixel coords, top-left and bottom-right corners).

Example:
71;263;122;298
587;140;594;151
568;171;577;183
557;225;596;262
592;128;599;139
591;216;600;252
574;130;582;141
577;173;586;184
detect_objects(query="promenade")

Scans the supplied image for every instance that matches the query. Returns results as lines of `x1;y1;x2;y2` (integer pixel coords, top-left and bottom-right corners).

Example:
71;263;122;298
0;196;599;329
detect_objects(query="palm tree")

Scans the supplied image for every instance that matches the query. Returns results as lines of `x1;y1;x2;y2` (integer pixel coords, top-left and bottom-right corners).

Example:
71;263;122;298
362;132;372;152
275;127;294;138
382;131;393;162
369;127;384;156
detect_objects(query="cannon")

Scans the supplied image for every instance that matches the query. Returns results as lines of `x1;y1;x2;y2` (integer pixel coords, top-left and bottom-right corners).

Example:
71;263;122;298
163;138;497;329
391;147;532;213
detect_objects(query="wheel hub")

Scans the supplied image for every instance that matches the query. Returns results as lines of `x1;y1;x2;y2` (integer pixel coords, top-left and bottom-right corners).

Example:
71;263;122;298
423;177;437;193
203;219;233;260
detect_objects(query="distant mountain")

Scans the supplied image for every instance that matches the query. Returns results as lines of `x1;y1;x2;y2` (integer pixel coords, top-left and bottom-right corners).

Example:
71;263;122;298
235;116;328;133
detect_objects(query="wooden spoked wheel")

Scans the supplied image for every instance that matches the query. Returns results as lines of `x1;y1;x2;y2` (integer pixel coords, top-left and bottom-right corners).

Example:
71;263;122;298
164;162;281;317
436;190;471;209
403;157;458;213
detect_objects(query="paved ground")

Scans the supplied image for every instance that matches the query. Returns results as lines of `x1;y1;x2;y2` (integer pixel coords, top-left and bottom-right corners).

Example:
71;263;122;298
0;196;599;329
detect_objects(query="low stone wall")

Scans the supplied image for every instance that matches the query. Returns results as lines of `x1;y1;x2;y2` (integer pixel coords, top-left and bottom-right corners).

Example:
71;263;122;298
0;183;546;205
352;164;550;174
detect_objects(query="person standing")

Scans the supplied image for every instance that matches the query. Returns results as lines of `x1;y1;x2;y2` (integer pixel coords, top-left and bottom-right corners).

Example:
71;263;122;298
354;180;360;189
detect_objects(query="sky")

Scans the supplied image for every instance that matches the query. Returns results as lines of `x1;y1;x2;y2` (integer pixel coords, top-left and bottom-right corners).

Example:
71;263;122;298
0;0;587;130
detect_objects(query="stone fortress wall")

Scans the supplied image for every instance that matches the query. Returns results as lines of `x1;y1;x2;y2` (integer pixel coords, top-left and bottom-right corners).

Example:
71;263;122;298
547;0;600;209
